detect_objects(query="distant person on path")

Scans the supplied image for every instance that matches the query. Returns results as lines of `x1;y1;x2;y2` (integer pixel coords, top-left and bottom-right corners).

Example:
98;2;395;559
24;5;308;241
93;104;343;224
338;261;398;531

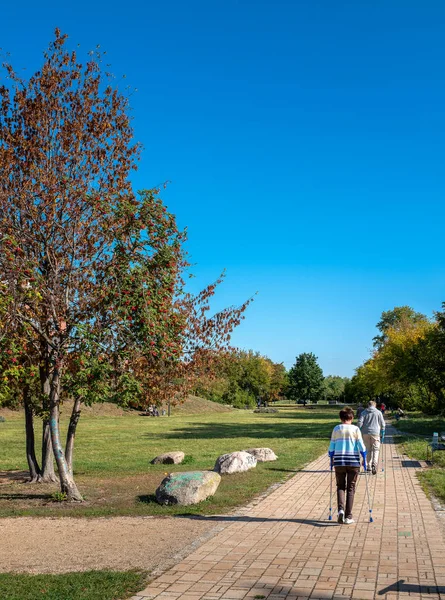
380;402;386;416
395;407;405;422
328;407;367;525
356;403;364;420
358;400;386;474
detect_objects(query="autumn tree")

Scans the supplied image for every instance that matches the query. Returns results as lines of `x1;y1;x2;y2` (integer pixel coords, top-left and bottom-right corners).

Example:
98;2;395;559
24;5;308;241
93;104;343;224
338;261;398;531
268;362;288;402
0;31;253;495
412;305;445;412
373;306;427;349
348;306;438;411
0;30;142;500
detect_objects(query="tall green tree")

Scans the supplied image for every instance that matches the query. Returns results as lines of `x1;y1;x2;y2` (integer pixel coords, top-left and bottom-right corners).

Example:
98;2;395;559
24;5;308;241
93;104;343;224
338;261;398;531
288;352;324;404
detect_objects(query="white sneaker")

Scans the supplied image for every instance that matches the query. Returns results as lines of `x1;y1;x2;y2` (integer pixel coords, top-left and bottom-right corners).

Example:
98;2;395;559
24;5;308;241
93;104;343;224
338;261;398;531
337;510;345;524
344;518;355;524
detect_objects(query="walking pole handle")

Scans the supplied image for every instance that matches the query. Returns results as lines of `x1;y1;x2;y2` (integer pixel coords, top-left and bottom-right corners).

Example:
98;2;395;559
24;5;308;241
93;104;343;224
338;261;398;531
361;450;367;472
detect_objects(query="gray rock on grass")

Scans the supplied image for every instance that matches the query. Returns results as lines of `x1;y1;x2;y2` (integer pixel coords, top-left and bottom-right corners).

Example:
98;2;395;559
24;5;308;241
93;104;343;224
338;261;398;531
243;447;277;462
151;451;185;465
214;451;257;474
155;471;221;505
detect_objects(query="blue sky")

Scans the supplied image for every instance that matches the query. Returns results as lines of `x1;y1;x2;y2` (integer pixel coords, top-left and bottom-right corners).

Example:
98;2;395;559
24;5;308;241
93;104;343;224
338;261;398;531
2;1;445;376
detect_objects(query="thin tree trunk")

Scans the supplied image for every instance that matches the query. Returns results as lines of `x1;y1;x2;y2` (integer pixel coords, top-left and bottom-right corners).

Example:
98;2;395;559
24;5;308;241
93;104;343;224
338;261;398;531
40;418;58;482
65;397;81;476
39;360;58;483
49;368;83;501
23;387;41;483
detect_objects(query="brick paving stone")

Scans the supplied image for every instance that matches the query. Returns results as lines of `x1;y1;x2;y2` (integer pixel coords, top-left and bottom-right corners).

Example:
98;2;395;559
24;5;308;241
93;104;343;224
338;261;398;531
132;426;445;600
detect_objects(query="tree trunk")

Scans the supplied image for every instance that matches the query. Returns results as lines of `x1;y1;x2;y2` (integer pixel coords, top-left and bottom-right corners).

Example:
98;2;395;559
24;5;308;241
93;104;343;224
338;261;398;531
65;397;81;476
23;387;41;482
40;418;58;483
49;368;83;501
40;359;58;483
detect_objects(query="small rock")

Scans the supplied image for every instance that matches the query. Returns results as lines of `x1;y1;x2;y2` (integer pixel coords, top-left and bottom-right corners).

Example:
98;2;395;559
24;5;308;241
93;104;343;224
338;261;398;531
214;451;257;474
151;451;185;465
244;448;277;462
155;471;221;505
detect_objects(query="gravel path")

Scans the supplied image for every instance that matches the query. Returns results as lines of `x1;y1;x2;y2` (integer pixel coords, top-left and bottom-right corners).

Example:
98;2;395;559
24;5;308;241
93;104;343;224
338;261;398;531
0;516;225;575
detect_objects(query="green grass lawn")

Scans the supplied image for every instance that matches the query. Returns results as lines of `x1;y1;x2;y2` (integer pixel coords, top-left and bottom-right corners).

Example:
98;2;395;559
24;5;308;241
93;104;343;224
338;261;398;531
395;414;445;504
0;402;338;517
395;414;445;438
0;570;146;600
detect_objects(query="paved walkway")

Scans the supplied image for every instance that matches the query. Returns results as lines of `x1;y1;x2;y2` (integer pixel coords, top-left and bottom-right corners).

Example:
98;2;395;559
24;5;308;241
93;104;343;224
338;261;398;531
131;429;445;600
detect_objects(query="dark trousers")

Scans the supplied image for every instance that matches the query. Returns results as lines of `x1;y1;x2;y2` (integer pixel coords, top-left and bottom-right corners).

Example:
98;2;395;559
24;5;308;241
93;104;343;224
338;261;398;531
335;466;360;519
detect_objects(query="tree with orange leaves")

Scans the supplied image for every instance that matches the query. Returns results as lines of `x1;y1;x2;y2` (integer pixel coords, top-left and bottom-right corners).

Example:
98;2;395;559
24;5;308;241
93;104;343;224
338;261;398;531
0;31;252;499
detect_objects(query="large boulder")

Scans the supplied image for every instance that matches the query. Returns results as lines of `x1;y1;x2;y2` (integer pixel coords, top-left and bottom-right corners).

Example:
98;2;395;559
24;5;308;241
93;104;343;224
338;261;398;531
244;448;277;462
151;451;185;465
214;451;257;474
156;471;221;506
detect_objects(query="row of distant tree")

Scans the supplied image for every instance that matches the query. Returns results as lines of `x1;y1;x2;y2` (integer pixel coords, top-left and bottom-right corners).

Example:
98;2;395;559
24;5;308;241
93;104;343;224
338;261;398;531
194;350;350;408
216;302;445;412
283;303;445;413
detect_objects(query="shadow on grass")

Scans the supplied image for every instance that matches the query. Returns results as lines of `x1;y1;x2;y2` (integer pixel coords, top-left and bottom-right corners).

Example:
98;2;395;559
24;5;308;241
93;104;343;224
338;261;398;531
137;494;157;505
144;421;334;440
270;411;341;421
0;492;51;500
0;470;29;483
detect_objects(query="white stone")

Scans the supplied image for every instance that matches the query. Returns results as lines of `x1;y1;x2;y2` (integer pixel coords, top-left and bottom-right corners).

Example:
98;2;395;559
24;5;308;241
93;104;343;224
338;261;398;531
214;451;257;474
243;448;278;462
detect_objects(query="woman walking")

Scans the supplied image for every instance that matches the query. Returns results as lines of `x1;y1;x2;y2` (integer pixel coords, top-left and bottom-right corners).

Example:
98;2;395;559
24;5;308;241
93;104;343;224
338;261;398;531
328;407;367;524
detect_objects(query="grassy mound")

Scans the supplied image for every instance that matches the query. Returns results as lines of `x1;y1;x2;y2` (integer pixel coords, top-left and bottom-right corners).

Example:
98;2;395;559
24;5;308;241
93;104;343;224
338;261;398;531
0;395;232;421
161;395;233;415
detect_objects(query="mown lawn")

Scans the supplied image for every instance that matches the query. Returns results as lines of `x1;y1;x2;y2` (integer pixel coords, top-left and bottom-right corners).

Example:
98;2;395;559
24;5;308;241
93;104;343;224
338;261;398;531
0;403;338;517
395;414;445;504
0;570;146;600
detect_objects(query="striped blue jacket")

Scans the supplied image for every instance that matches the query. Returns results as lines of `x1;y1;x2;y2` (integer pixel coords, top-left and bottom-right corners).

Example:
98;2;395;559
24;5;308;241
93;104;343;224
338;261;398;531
328;424;366;468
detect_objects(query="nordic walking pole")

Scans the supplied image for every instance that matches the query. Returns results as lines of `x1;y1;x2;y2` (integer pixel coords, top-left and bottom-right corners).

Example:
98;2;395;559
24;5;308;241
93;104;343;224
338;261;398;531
328;456;334;521
363;456;374;523
381;429;385;472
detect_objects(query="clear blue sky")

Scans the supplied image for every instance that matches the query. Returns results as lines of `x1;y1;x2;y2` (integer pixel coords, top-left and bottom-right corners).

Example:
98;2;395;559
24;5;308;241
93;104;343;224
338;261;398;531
2;1;445;376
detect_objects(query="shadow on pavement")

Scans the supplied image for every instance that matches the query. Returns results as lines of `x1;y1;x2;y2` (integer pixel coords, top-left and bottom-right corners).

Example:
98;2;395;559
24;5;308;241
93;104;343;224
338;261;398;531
378;579;445;595
174;513;337;528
